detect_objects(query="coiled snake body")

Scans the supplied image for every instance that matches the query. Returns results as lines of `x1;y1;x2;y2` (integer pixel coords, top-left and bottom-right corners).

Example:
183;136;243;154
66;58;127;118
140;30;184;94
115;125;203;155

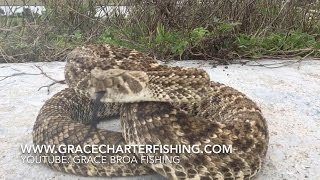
33;44;269;179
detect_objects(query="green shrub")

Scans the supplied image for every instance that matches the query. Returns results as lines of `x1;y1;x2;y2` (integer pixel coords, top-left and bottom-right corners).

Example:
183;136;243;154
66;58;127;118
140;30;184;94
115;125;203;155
0;0;320;63
236;32;320;58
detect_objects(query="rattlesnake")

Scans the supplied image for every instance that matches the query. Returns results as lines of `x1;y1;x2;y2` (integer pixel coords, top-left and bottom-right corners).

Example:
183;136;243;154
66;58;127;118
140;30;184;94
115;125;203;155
33;44;269;179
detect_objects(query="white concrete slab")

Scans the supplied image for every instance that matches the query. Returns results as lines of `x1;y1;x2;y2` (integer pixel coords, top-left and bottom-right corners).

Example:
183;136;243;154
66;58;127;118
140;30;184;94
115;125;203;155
0;60;319;180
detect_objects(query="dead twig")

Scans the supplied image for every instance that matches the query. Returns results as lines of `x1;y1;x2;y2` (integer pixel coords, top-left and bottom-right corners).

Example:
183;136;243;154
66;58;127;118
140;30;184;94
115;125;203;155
245;60;300;68
244;57;308;68
0;71;41;81
34;65;66;94
0;64;65;94
37;80;66;95
243;48;317;68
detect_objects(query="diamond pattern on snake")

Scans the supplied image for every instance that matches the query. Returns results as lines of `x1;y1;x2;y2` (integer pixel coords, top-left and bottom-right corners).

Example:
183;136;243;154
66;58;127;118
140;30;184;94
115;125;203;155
33;44;269;179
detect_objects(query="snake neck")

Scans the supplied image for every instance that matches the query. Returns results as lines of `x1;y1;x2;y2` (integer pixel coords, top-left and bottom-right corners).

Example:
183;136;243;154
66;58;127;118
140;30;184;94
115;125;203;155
146;69;211;103
86;66;211;103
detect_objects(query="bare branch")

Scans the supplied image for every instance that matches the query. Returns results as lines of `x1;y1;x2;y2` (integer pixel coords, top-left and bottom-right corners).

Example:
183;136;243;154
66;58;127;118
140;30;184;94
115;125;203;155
38;80;66;95
0;65;65;94
0;71;41;81
34;65;66;94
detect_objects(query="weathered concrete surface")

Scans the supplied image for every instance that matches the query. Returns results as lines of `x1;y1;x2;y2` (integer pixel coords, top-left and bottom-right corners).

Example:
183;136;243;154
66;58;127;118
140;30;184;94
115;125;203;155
0;60;319;180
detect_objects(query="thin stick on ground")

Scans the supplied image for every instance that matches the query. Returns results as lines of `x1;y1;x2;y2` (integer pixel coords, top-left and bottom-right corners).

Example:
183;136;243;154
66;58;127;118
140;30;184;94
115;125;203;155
0;71;41;81
244;59;304;69
34;65;66;94
0;65;65;94
38;80;66;94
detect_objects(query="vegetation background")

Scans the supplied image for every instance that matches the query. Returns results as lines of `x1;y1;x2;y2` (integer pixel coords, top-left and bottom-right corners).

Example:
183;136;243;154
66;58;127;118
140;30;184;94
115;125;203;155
0;0;319;64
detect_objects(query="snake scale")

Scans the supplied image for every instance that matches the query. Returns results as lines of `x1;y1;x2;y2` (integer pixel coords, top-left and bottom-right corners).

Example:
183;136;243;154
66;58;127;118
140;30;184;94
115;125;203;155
32;44;269;179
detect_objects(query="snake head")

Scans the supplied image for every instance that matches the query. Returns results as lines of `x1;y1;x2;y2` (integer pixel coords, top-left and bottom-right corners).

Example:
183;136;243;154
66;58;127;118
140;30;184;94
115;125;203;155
89;68;151;102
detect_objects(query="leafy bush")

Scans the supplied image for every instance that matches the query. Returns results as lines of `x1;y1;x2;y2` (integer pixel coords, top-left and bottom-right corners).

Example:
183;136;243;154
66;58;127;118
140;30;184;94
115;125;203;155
0;0;320;63
237;32;320;58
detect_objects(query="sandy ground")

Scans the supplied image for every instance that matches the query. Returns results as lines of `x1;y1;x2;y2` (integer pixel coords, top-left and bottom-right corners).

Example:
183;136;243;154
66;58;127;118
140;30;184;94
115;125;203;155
0;60;319;180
